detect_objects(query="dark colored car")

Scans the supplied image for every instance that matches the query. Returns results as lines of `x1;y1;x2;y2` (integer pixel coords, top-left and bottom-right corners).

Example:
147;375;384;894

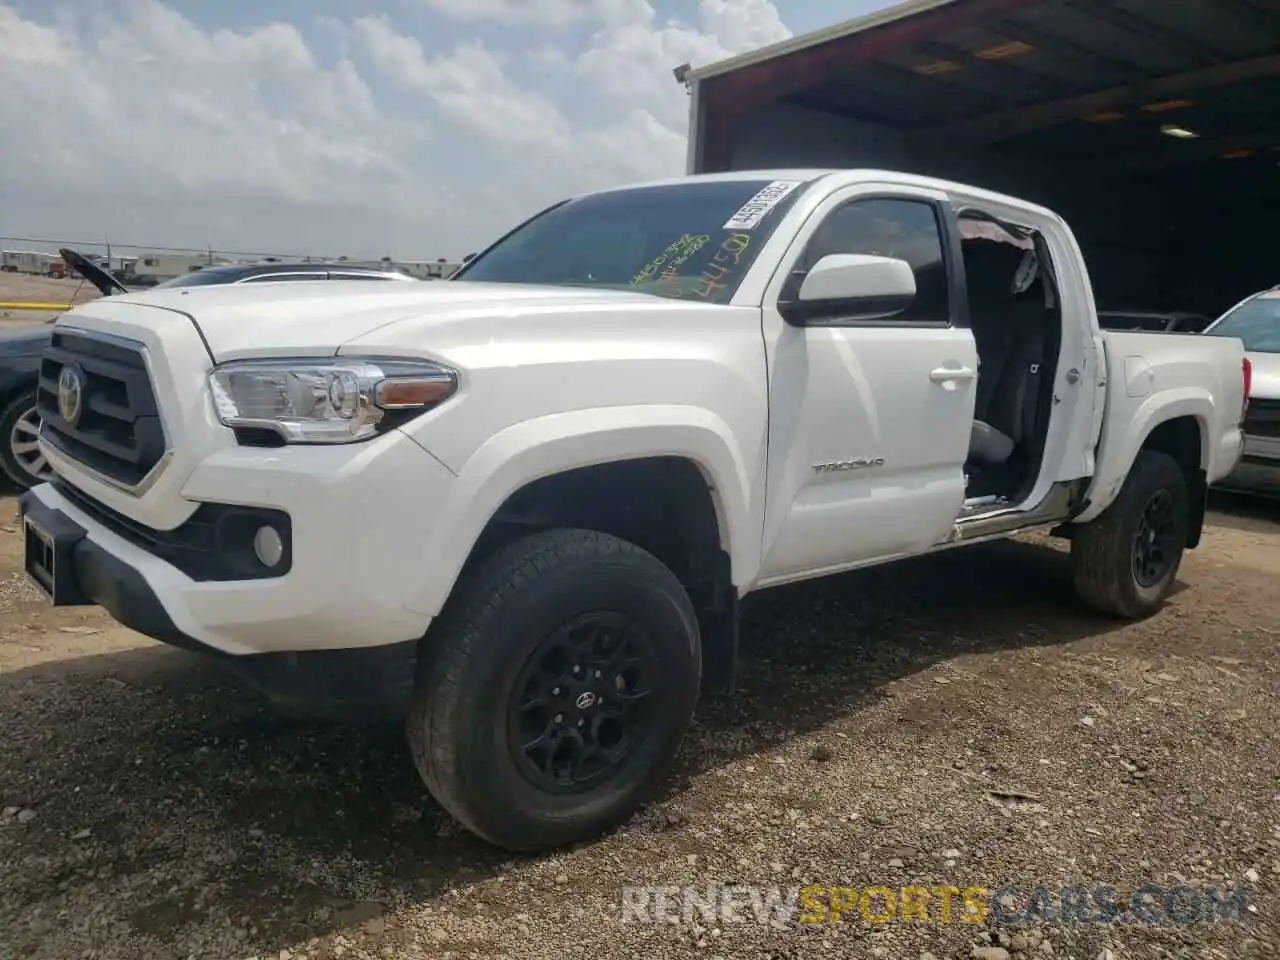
0;251;416;489
151;262;416;288
1096;310;1214;333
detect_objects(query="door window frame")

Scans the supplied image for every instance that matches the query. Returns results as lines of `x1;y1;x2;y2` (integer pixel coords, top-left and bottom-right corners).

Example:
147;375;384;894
770;189;970;330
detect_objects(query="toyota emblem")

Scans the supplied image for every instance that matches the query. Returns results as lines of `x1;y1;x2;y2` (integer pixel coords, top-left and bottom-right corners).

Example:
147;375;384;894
575;691;597;710
57;365;84;427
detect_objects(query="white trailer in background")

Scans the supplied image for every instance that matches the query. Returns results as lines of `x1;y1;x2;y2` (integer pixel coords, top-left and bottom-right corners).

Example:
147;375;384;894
1;251;54;275
132;253;217;283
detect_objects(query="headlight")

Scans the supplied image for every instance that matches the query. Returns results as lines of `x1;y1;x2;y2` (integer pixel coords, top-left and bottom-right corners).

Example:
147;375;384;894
209;357;457;444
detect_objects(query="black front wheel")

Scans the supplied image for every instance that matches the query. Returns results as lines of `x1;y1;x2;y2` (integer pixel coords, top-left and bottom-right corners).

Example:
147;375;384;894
0;390;51;490
1071;450;1190;619
407;528;701;852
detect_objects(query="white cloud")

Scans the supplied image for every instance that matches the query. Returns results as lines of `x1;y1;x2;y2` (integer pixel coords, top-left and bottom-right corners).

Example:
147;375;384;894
5;3;412;199
0;0;793;258
0;1;432;257
353;18;570;152
350;15;686;200
416;0;651;29
569;4;790;126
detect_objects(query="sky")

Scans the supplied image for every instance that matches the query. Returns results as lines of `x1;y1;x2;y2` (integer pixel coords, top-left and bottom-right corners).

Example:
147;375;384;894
0;0;893;262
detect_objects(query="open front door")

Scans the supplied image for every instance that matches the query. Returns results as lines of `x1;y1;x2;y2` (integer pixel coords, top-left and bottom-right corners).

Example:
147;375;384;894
755;185;977;587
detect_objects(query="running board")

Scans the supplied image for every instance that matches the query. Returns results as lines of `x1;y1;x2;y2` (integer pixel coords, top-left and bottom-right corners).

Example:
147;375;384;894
947;481;1080;544
960;494;1008;513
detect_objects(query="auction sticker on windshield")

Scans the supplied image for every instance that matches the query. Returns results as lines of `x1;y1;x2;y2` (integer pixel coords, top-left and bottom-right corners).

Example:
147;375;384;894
722;180;805;231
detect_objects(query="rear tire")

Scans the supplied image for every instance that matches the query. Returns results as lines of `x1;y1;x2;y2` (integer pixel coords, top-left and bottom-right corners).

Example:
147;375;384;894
0;389;49;490
406;528;701;852
1071;449;1189;619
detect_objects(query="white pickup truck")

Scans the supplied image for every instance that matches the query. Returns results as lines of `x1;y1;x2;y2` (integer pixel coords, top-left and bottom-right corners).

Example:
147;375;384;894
19;169;1248;852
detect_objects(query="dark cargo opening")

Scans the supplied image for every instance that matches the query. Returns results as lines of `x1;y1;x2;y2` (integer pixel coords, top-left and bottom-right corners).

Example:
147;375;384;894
688;0;1280;317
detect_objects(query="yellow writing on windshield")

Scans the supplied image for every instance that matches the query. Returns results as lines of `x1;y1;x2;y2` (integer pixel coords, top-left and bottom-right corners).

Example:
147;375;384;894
713;232;750;266
692;233;752;299
632;233;710;287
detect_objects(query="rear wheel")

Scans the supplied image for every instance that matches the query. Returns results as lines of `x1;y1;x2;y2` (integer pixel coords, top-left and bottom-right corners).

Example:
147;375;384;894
406;528;701;852
0;390;50;490
1071;450;1189;619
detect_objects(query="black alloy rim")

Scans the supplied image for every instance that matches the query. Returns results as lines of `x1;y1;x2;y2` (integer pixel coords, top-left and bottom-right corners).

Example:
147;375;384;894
1132;489;1179;588
507;611;656;794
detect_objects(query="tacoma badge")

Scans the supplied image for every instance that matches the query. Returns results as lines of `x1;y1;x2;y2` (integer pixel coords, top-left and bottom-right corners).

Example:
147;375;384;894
812;457;885;473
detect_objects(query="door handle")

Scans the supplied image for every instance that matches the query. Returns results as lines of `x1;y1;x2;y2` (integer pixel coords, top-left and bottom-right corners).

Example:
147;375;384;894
929;366;976;383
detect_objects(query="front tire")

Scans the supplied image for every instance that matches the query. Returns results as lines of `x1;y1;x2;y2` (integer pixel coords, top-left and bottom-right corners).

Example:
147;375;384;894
0;389;50;490
407;528;701;852
1071;450;1190;619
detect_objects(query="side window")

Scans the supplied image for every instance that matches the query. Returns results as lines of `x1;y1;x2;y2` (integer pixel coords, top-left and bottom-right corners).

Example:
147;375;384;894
799;197;951;324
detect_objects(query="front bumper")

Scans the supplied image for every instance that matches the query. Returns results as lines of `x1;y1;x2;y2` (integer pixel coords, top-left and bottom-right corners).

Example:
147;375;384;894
18;428;456;718
19;491;416;718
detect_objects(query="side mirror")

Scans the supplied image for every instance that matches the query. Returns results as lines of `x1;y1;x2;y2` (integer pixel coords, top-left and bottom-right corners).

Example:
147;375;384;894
462;252;477;264
780;253;916;325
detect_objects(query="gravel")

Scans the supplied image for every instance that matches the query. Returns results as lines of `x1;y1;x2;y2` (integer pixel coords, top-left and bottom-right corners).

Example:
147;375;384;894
1;489;1278;959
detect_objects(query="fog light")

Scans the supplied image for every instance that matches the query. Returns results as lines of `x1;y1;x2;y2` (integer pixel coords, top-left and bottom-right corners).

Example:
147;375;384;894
253;525;284;567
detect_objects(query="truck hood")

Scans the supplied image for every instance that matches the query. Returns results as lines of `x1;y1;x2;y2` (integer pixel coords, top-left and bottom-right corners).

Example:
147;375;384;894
60;247;129;297
60;280;681;361
1247;350;1280;399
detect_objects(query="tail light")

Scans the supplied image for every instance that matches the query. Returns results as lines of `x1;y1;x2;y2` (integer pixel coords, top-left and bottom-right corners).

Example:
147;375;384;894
1241;356;1252;423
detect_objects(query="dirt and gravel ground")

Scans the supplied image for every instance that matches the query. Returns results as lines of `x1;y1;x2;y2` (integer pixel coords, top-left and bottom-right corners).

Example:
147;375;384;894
1;485;1278;960
0;273;104;328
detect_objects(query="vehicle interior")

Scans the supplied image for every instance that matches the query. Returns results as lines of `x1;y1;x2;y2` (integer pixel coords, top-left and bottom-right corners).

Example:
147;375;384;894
959;213;1061;508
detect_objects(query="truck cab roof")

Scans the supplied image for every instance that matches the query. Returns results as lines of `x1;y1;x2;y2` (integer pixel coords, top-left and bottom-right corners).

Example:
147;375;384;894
579;168;1063;223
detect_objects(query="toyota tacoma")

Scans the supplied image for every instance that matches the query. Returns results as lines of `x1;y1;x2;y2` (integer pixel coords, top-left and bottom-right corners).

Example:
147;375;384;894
19;169;1248;852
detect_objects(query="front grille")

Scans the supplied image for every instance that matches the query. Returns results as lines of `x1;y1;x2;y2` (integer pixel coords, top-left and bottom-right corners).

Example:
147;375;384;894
37;331;167;487
1244;397;1280;440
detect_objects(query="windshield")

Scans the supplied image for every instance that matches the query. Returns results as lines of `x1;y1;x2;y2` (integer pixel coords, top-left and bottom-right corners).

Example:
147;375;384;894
1205;295;1280;353
454;178;813;304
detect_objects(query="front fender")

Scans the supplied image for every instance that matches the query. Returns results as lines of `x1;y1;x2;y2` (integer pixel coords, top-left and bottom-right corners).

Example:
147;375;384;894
1073;387;1212;523
402;404;760;618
